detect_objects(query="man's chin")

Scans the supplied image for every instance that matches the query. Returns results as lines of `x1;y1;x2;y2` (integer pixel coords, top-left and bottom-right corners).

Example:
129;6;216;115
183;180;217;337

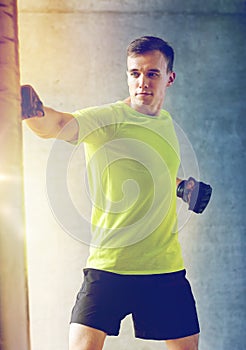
133;96;152;106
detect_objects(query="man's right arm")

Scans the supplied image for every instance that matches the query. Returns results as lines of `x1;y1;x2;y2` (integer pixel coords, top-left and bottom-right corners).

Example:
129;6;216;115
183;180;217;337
21;85;79;142
24;106;79;142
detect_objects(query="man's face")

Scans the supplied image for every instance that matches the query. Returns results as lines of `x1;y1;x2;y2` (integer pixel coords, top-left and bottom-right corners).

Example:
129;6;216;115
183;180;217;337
127;50;175;116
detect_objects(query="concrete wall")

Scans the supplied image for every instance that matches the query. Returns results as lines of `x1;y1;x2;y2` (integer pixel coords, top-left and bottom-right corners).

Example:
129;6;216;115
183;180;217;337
18;1;246;349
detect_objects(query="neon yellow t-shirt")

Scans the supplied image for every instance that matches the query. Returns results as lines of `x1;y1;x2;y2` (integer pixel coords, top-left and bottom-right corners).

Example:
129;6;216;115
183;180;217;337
72;101;184;274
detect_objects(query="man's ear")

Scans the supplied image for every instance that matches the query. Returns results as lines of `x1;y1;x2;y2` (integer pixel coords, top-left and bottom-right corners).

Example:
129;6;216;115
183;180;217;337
167;72;176;87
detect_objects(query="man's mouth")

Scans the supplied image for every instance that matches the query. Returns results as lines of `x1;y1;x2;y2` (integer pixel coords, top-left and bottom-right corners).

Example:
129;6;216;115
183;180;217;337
135;91;153;96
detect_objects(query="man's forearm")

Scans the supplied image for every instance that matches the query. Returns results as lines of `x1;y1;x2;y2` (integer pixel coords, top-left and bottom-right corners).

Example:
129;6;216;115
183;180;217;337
24;106;74;139
21;85;77;141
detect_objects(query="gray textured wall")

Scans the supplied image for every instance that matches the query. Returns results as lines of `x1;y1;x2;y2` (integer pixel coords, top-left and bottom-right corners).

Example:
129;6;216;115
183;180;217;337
19;1;246;349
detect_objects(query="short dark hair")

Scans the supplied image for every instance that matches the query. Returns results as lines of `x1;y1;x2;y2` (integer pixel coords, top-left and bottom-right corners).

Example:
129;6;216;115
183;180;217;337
127;36;174;72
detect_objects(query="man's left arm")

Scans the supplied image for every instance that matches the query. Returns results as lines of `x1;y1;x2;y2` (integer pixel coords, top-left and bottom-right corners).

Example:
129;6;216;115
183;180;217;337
176;177;212;214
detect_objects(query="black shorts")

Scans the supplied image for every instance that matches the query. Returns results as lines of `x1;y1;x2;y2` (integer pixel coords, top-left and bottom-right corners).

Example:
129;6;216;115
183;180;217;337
70;268;200;340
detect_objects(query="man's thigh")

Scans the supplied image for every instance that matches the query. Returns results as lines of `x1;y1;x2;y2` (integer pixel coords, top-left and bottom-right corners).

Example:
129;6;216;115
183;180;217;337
69;323;106;350
132;271;200;340
165;333;199;350
70;269;131;336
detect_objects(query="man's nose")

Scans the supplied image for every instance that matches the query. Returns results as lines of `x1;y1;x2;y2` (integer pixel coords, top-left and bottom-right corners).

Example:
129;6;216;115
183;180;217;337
138;74;149;88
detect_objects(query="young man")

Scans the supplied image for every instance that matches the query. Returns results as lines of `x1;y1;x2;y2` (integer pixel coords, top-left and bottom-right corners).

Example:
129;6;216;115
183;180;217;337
22;36;212;350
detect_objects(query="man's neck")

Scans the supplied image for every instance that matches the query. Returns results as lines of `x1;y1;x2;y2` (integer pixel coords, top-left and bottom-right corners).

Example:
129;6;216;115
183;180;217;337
123;97;161;116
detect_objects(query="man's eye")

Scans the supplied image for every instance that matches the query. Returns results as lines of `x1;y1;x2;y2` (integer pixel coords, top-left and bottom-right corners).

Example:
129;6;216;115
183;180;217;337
130;72;140;78
148;72;159;78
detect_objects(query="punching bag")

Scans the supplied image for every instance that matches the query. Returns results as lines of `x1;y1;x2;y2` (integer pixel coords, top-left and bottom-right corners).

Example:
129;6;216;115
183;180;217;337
0;1;30;349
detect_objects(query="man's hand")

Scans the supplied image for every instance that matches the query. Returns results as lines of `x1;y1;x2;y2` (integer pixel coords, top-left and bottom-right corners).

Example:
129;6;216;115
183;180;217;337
177;177;212;214
21;85;45;119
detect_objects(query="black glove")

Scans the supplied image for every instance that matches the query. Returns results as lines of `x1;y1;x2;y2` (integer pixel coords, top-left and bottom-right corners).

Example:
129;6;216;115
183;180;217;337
177;177;212;214
21;85;45;119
